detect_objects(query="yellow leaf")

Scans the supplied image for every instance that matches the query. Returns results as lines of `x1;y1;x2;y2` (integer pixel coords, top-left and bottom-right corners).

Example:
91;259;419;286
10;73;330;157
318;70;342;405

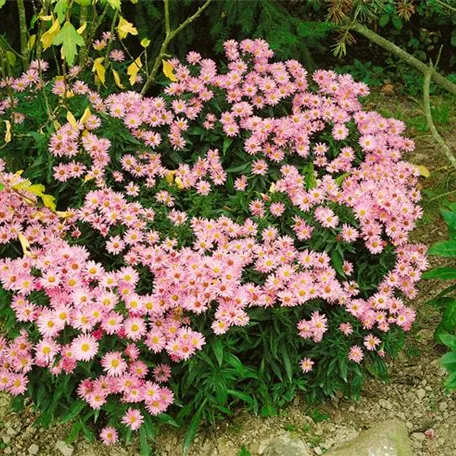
66;110;78;129
80;106;91;124
18;233;31;257
41;194;56;212
77;22;87;35
165;170;176;184
175;176;184;190
65;89;74;98
4;120;11;143
12;179;32;191
26;184;46;197
140;38;150;48
27;34;37;51
56;211;70;218
53;120;61;130
416;165;430;178
84;175;94;183
131;0;138;3
40;15;53;21
41;19;60;50
162;60;177;82
117;16;138;40
92;57;106;85
127;56;142;86
112;69;124;89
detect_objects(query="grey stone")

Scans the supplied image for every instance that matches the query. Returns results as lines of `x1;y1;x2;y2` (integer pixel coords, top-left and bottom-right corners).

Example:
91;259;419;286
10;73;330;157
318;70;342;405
55;441;74;456
263;433;311;456
326;420;413;456
416;388;426;400
379;399;393;411
411;432;426;442
28;444;39;455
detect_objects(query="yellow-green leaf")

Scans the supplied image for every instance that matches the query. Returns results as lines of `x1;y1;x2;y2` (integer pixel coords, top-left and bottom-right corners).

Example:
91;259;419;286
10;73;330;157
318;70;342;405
127;56;142;85
162;60;177;82
107;0;121;9
66;110;78;128
53;21;84;67
117;16;137;40
4;120;11;143
92;57;106;85
41;19;60;50
41;194;56;212
112;69;124;89
416;165;430;178
5;51;16;67
27;34;37;51
77;22;87;35
80;106;91;124
18;233;31;257
140;38;150;48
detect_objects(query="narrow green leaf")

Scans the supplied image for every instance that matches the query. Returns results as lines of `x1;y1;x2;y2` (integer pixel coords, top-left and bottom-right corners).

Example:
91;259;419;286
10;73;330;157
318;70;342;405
212;338;224;366
140;427;151;456
422;267;456;280
183;399;206;454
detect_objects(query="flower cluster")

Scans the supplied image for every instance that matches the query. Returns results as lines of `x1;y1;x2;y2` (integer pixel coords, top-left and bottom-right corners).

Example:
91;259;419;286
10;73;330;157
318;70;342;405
0;38;426;442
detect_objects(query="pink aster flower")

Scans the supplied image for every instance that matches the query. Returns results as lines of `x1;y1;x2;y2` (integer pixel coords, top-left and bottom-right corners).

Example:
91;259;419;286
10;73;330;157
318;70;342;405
348;345;364;363
72;334;99;362
121;408;144;431
300;357;314;373
100;426;118;445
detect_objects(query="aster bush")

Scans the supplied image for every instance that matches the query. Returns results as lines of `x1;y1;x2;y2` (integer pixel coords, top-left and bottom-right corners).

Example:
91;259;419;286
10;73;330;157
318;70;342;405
0;39;427;452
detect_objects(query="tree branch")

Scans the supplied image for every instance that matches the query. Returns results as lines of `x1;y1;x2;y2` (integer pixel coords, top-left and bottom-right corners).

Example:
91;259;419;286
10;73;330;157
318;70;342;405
17;0;29;70
350;22;456;96
423;64;456;170
140;0;213;95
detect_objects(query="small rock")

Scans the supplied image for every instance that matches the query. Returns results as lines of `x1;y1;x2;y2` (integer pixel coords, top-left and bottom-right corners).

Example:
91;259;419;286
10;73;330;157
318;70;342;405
326;420;413;456
378;399;393;411
411;432;426;442
2;434;11;445
314;447;323;455
55;440;74;456
263;433;311;456
28;444;39;455
416;388;426;400
439;402;448;412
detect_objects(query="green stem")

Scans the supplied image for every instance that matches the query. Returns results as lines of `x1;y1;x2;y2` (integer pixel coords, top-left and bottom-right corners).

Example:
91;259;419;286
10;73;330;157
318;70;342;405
17;0;29;70
423;64;456;170
140;0;213;95
350;22;456;96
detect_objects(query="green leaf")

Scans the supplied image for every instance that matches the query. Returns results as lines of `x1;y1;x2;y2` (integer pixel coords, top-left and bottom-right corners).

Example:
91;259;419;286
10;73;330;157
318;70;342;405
428;241;456;257
441;209;456;239
444;371;456;390
391;15;402;29
378;14;390;27
53;21;85;67
422;267;456;280
140;427;151;456
0;0;6;9
331;249;345;277
54;0;69;23
212;338;224;366
439;334;456;350
227;389;254;406
157;413;179;428
107;0;121;9
0;183;4;191
304;163;317;190
440;351;456;371
61;399;87;423
281;347;293;383
183;399;206;454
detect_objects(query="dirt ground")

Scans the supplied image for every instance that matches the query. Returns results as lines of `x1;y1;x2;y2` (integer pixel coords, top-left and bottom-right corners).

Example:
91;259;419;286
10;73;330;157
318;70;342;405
1;93;456;456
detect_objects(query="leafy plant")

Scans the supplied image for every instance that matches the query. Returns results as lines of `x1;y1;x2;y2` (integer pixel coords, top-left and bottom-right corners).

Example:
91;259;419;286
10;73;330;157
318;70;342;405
423;203;456;390
0;38;424;454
